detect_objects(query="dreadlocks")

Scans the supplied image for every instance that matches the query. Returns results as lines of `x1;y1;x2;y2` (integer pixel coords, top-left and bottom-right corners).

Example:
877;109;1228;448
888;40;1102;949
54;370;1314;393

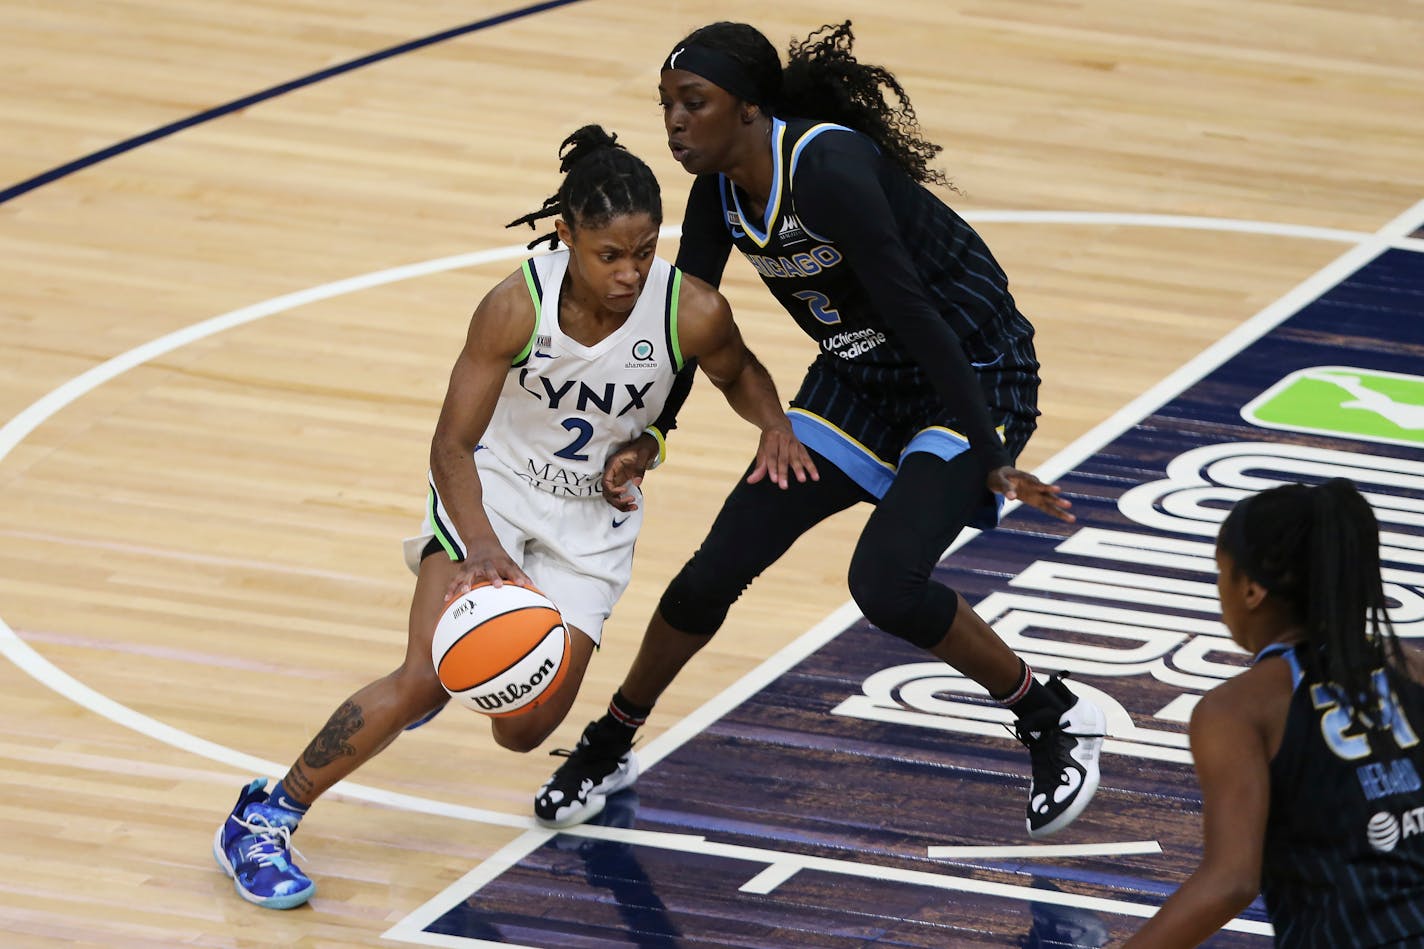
507;125;662;250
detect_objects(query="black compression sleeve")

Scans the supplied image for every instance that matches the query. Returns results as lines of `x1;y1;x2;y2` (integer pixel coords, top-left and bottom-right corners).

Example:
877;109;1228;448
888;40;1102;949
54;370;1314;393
649;357;697;437
655;174;733;442
794;136;1011;472
673;174;733;288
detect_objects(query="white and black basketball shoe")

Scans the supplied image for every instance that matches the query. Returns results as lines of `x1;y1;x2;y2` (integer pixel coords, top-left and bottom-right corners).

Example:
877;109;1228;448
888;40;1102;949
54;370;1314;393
1014;674;1106;838
535;720;640;829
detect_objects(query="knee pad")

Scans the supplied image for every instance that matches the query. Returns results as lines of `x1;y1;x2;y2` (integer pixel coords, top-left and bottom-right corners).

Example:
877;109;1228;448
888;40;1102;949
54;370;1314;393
847;552;957;650
658;559;739;637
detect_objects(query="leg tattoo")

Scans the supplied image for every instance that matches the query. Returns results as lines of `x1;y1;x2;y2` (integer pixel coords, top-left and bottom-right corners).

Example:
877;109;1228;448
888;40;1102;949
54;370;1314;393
301;700;364;769
283;762;316;800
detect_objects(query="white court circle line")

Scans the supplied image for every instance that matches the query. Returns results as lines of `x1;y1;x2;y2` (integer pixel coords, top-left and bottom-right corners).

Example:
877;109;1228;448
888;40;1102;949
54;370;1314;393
0;210;1413;836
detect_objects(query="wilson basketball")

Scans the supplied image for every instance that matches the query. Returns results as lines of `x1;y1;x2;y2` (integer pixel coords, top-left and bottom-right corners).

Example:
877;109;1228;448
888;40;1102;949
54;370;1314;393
431;582;569;717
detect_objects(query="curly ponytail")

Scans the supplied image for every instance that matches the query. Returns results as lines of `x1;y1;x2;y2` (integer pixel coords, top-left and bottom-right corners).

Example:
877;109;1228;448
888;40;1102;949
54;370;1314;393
780;21;946;186
671;21;947;186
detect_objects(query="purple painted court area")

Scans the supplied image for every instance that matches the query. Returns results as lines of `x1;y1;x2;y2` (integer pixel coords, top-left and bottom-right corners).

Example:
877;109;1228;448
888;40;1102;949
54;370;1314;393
425;244;1424;946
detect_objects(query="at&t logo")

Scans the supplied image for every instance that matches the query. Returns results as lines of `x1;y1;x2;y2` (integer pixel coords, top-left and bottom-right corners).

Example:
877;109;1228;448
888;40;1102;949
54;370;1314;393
1368;807;1424;853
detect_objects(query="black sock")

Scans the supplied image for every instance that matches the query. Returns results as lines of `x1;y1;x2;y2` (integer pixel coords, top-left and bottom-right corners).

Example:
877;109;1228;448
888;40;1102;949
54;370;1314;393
590;689;652;747
992;660;1062;721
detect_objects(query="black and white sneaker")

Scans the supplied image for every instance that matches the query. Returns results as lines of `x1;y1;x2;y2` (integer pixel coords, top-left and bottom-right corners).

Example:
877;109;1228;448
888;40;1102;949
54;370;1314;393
1014;674;1106;839
534;721;639;829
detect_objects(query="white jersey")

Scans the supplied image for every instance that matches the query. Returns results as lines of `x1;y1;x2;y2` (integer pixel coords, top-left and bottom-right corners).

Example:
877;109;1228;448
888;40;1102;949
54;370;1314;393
479;249;685;499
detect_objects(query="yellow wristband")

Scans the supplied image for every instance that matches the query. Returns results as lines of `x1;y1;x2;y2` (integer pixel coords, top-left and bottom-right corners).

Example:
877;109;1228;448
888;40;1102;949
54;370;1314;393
644;426;667;469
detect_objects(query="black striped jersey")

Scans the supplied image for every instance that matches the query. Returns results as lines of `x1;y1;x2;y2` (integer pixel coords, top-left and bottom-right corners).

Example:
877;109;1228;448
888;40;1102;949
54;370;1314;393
676;116;1040;473
1258;643;1424;947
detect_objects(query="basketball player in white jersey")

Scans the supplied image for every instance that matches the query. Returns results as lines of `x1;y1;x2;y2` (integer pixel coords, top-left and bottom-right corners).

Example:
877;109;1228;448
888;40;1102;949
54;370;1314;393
213;125;816;910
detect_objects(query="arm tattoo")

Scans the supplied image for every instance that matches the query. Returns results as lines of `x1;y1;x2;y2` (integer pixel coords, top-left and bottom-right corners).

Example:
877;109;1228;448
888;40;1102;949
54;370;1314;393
301;700;364;769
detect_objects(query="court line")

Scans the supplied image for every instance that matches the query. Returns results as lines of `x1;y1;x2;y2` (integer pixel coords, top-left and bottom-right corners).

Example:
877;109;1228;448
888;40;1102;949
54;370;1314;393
966;211;1424;254
0;207;1420;939
1025;199;1424;487
0;0;590;206
739;861;803;895
928;841;1163;859
383;826;1271;944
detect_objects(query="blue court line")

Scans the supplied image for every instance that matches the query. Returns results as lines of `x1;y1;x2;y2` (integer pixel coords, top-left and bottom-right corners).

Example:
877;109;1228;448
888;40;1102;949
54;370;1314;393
0;0;587;206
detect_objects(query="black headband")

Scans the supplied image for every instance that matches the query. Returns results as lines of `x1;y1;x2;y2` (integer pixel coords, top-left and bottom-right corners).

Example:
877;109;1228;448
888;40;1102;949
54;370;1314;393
662;44;764;105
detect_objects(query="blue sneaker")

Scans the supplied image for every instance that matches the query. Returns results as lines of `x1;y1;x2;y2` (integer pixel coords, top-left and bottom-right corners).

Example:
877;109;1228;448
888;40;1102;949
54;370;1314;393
213;778;315;909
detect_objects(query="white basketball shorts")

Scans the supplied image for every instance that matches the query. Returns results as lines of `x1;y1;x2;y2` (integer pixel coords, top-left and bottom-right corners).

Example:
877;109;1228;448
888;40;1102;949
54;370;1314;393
401;449;643;646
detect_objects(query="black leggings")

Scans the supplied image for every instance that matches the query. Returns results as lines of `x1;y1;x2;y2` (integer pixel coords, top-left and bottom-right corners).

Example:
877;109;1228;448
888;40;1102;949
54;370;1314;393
659;449;991;648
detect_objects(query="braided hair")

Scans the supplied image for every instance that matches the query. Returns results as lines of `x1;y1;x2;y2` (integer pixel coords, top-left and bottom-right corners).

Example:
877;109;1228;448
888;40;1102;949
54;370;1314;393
1218;478;1407;722
675;21;948;187
507;125;662;250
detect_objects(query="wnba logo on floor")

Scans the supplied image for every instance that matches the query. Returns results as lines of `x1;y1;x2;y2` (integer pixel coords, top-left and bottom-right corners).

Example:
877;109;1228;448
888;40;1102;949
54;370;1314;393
834;440;1424;763
1243;365;1424;449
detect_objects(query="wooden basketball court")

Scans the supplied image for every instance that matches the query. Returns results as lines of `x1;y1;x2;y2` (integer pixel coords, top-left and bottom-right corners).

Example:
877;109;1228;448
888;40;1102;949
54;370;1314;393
3;1;1422;945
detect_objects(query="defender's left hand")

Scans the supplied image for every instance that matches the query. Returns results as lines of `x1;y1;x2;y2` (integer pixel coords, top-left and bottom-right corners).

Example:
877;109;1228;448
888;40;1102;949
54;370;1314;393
988;466;1075;522
745;425;819;489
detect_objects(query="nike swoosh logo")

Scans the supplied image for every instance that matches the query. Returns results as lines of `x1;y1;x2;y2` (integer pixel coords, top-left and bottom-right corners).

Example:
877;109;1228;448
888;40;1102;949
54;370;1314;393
611;516;630;528
272;793;304;812
534;350;555;359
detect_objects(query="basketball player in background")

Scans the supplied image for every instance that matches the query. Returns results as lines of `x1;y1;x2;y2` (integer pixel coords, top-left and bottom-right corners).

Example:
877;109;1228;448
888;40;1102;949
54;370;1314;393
212;125;816;910
537;21;1106;839
1123;479;1424;947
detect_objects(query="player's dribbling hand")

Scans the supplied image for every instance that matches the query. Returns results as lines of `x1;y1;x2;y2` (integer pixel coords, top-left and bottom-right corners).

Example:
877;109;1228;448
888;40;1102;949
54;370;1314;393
445;539;531;599
745;424;819;489
987;466;1075;523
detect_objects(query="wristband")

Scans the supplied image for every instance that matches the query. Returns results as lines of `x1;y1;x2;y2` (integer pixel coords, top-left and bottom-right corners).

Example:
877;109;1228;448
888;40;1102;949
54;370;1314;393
643;425;667;469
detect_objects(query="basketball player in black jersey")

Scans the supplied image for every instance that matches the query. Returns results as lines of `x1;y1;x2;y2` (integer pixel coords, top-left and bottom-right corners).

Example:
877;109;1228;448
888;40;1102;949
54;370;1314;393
535;21;1107;841
1125;479;1424;948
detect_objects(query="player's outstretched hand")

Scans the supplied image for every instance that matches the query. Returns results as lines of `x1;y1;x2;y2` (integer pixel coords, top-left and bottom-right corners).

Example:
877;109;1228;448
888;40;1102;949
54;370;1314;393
987;466;1075;523
745;424;819;489
445;538;532;599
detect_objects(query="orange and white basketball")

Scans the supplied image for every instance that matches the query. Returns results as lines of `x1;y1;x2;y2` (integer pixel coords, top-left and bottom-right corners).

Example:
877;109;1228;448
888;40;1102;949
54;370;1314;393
431;582;569;717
